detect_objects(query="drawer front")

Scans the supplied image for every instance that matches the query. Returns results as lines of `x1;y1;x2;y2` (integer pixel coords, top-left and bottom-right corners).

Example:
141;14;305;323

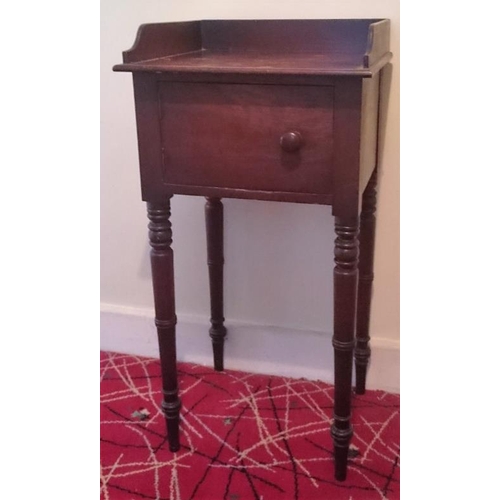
159;82;334;194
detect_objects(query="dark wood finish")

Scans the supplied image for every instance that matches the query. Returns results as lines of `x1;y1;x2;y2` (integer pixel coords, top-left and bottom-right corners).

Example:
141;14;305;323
159;82;334;195
132;73;165;202
147;200;181;452
359;73;381;196
159;185;334;206
355;170;378;394
154;71;373;87
205;198;227;371
115;19;392;481
115;52;391;77
201;19;378;55
331;217;359;481
123;22;202;63
363;20;391;67
280;131;303;153
331;77;363;218
114;19;391;77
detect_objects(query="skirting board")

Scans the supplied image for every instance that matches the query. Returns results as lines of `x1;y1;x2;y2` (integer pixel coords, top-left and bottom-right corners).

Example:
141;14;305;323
100;303;400;393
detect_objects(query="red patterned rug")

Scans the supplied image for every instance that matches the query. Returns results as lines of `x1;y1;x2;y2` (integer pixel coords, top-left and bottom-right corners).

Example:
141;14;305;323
100;351;400;500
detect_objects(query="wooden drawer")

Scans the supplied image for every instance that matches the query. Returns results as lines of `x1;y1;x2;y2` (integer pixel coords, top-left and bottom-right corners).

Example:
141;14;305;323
159;83;334;194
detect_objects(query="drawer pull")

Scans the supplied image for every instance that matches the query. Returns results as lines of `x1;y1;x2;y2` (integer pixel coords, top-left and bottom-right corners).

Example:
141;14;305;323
280;131;303;152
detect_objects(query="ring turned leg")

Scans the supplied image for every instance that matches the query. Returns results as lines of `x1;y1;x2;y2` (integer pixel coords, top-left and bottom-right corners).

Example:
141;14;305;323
355;170;378;394
147;200;181;452
331;216;359;481
205;197;227;371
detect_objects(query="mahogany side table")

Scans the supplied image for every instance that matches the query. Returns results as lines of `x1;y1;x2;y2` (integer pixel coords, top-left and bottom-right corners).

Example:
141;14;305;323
113;18;391;481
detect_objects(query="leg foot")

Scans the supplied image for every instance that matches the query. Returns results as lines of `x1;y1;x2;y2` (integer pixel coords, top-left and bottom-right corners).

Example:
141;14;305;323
148;200;181;451
332;216;359;481
355;170;378;394
210;330;227;372
164;397;181;452
205;198;227;371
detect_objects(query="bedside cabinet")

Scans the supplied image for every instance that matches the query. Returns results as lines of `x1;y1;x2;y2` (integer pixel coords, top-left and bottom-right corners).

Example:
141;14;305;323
113;18;392;481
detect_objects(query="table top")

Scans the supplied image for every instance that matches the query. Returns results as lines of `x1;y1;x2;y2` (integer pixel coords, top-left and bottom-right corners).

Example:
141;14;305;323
113;19;391;78
114;51;388;77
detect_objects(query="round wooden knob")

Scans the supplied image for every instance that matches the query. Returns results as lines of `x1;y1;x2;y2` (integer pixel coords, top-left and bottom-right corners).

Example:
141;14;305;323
280;131;303;152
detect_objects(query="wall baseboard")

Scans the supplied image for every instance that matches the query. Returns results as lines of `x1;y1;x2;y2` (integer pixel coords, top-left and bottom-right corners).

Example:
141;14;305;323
100;303;400;393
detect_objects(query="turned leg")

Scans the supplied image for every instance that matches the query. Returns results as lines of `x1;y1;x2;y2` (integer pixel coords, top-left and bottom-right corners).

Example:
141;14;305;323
147;200;181;452
331;216;359;481
205;197;227;371
355;170;378;394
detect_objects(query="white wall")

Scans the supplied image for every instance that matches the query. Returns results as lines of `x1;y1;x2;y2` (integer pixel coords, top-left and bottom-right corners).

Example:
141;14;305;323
101;1;400;391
